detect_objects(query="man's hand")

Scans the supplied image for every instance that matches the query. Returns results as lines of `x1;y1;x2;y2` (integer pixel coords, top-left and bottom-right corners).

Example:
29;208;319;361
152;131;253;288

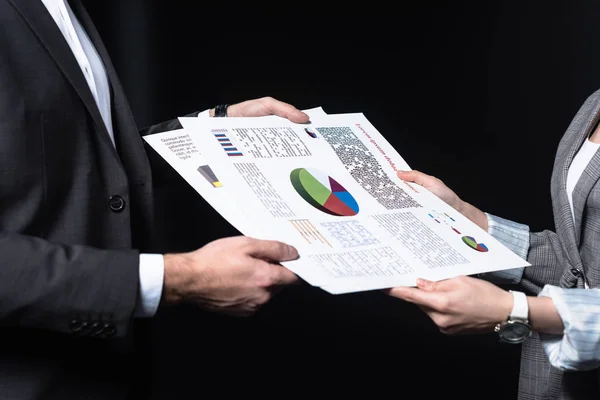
211;96;310;123
162;236;300;316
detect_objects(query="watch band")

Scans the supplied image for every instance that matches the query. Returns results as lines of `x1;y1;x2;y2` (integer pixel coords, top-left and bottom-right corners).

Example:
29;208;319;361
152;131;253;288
494;290;531;343
509;290;529;321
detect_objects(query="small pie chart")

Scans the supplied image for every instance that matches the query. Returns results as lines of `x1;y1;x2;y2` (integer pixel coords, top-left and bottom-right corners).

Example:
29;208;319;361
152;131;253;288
461;236;489;252
305;127;318;138
290;168;359;216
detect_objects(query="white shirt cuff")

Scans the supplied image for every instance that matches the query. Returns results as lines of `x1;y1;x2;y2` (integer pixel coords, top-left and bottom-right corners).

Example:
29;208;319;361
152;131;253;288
197;109;210;118
135;253;165;317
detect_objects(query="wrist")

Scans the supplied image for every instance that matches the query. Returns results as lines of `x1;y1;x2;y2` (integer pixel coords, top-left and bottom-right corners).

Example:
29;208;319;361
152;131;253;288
162;253;194;304
212;103;229;117
458;200;488;231
455;198;472;219
527;296;564;335
494;290;532;343
496;289;514;323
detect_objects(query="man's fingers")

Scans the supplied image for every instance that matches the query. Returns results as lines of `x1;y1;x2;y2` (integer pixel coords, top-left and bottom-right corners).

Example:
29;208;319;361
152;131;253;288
249;259;299;287
245;238;299;262
268;264;300;286
246;238;300;286
226;97;309;123
263;97;310;123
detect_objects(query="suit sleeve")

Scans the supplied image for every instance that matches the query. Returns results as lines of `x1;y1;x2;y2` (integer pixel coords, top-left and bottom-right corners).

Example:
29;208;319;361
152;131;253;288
0;231;140;338
138;110;201;137
521;230;571;294
139;110;201;188
483;215;600;370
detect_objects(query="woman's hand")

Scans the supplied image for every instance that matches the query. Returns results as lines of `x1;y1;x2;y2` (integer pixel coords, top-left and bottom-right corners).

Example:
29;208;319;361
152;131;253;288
397;170;488;230
397;170;463;210
386;276;513;335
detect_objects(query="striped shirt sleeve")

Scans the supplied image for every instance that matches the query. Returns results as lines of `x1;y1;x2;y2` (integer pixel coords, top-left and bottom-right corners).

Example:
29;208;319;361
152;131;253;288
538;285;600;371
478;214;600;371
477;213;528;284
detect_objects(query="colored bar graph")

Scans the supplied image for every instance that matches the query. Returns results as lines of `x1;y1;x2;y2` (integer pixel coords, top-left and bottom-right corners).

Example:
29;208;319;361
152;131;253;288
212;129;244;157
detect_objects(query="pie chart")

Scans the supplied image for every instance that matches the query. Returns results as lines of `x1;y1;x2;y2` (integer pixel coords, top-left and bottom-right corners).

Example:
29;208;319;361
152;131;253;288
461;236;489;252
290;168;359;216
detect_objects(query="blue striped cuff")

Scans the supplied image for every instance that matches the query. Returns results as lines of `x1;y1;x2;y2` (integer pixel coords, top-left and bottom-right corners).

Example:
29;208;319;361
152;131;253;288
478;213;529;284
538;285;600;371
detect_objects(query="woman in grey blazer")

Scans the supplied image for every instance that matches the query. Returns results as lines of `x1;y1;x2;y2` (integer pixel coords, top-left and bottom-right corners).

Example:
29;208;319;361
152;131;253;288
388;89;600;399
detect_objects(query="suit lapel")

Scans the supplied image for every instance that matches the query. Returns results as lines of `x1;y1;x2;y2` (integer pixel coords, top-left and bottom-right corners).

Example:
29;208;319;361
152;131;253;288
68;0;152;185
551;93;600;266
7;0;117;158
68;0;156;248
561;94;600;244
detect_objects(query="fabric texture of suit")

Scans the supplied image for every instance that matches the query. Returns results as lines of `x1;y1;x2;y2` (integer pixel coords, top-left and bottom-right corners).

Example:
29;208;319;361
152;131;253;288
516;89;600;399
0;0;188;398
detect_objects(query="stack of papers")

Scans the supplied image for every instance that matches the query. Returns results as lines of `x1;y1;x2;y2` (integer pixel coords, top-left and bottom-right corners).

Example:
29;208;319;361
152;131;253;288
143;107;530;294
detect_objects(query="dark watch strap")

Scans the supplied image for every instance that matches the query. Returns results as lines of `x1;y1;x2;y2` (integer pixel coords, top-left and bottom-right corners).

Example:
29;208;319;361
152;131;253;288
214;104;228;117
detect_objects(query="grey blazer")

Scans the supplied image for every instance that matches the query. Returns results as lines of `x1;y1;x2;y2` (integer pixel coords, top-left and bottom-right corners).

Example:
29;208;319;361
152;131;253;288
0;0;185;398
517;89;600;399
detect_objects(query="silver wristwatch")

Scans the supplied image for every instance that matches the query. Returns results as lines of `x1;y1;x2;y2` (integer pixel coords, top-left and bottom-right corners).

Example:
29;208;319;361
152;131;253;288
494;290;531;344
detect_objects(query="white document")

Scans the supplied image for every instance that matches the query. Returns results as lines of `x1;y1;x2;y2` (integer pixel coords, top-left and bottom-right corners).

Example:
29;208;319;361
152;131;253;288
143;107;329;234
146;112;530;294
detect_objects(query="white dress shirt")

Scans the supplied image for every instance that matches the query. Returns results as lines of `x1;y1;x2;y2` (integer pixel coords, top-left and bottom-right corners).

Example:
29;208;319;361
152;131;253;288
566;138;600;221
40;0;164;317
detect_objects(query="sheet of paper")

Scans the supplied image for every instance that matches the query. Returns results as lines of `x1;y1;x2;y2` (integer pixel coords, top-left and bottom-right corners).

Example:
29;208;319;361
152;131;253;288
143;107;331;235
143;127;258;235
165;113;530;294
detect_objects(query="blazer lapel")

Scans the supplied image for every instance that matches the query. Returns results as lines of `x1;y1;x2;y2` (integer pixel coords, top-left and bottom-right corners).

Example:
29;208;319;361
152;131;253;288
68;0;152;186
7;0;116;157
68;0;156;248
550;93;600;266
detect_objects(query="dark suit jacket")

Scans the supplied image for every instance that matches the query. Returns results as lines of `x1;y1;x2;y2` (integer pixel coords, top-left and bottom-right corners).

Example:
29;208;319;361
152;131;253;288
0;0;186;398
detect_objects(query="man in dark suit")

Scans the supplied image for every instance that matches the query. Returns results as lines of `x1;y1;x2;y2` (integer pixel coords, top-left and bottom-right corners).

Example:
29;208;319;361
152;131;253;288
0;0;310;398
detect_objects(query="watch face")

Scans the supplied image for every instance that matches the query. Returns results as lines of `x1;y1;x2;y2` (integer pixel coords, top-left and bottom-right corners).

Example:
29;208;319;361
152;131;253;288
499;321;531;344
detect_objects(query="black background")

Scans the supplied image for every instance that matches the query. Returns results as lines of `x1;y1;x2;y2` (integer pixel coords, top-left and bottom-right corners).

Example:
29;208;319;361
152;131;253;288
82;1;600;398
